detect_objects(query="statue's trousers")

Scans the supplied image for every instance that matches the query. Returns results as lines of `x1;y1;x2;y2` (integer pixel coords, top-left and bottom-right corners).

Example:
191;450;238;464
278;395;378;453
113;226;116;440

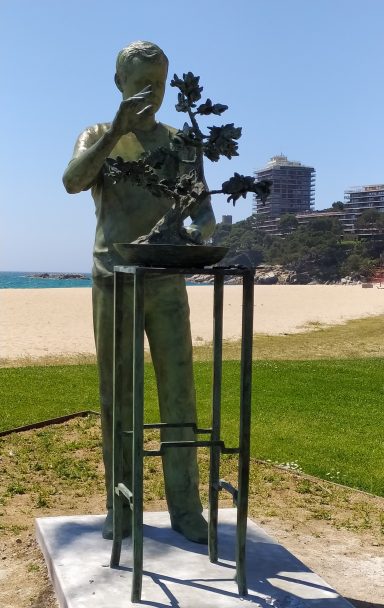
92;274;203;518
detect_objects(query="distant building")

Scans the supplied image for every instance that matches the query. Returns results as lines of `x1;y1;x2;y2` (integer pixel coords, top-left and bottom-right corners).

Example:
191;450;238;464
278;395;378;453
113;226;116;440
221;215;233;225
254;154;315;220
296;210;344;229
258;210;344;236
342;184;384;235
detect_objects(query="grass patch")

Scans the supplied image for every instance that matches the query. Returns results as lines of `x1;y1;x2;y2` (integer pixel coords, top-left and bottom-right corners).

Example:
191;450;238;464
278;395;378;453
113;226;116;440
1;358;383;496
1;416;382;543
250;315;384;360
0;415;104;508
0;365;100;430
192;315;384;361
225;359;384;496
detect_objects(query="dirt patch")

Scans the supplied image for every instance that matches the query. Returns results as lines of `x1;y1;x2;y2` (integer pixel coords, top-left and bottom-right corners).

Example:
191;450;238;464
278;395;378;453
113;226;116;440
0;416;383;607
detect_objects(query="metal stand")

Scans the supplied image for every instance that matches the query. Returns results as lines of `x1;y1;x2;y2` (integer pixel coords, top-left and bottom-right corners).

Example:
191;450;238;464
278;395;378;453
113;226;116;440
110;265;254;603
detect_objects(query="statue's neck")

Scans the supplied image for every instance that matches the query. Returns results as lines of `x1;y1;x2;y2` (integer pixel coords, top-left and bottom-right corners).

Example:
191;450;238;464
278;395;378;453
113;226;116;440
133;114;157;132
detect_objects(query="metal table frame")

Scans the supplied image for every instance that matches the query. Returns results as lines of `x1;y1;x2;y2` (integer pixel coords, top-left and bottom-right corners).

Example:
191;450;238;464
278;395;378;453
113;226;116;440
110;265;254;603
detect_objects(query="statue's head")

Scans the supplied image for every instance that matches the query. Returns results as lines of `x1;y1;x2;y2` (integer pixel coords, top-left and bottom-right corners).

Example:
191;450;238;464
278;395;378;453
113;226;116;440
115;41;169;114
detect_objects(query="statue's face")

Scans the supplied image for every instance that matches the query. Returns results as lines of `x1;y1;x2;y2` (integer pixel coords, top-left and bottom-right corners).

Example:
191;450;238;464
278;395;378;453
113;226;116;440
120;59;168;115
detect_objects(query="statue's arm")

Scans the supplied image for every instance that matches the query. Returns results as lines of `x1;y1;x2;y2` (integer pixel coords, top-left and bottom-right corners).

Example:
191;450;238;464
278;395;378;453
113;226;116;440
62;125;121;193
63;86;152;194
185;156;216;242
187;195;216;242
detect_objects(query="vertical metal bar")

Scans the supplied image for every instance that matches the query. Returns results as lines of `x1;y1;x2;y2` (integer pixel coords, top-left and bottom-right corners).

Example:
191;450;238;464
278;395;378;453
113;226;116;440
131;270;145;603
236;269;254;596
208;274;224;563
111;271;124;567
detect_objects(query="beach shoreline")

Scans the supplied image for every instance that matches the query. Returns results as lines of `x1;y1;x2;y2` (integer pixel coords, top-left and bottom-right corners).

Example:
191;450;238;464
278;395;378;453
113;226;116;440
2;284;384;363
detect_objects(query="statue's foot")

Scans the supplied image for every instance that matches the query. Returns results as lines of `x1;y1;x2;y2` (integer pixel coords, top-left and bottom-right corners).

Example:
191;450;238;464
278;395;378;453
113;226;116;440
102;508;132;540
171;512;208;544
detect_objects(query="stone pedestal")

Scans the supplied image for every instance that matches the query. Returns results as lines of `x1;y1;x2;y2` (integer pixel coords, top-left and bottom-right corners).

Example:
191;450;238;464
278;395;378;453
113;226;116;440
36;509;352;608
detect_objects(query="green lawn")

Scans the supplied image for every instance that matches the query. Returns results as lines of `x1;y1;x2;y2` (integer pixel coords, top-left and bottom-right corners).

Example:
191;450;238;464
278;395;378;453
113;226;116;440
0;359;383;496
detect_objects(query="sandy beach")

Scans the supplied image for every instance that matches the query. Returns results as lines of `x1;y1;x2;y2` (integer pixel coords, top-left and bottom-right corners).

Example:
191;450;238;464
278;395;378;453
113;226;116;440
2;284;384;362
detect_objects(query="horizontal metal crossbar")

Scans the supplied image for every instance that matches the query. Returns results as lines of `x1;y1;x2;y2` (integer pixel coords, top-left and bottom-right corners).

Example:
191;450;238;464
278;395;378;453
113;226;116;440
143;439;239;457
144;422;212;433
114;265;254;277
122;422;212;436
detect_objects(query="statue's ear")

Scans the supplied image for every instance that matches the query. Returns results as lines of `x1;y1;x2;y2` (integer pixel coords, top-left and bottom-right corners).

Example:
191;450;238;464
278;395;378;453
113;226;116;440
114;73;123;92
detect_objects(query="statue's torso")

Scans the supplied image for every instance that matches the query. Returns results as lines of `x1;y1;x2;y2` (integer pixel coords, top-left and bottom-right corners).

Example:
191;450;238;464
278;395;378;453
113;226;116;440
73;122;192;277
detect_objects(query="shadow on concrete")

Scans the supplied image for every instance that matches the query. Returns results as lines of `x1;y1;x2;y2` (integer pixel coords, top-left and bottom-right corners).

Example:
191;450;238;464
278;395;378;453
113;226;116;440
115;521;351;607
42;515;353;607
137;569;344;608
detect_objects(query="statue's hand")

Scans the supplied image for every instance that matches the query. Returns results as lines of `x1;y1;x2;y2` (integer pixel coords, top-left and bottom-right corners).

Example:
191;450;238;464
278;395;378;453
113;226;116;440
111;85;152;136
184;225;203;244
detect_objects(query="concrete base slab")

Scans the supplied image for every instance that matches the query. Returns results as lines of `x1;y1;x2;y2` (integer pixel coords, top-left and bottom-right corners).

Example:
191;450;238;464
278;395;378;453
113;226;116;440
36;509;352;608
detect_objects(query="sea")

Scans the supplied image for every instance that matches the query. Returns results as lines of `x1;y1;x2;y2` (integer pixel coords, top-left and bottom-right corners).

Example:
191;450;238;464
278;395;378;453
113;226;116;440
0;271;93;289
0;271;206;289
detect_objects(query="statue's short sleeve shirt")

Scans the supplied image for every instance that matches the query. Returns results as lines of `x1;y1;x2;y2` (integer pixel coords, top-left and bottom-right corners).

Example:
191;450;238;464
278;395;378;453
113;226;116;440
69;122;196;278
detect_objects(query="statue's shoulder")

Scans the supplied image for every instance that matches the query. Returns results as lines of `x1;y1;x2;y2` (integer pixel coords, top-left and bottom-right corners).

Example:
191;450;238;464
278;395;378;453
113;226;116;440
72;122;111;157
77;122;111;143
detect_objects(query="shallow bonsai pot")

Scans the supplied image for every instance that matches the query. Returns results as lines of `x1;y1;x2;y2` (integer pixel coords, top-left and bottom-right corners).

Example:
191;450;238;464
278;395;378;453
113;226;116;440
113;243;228;268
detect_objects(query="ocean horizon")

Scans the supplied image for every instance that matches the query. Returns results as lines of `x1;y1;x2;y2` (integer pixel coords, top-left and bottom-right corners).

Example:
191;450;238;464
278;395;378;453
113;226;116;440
0;271;211;289
0;271;92;289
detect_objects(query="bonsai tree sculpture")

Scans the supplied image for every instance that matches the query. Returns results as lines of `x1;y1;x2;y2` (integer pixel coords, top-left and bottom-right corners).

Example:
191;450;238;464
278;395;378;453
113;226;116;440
105;72;271;246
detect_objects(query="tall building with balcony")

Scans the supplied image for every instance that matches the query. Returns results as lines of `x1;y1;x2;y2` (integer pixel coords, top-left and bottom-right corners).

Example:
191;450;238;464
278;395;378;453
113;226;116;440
253;155;316;220
342;184;384;235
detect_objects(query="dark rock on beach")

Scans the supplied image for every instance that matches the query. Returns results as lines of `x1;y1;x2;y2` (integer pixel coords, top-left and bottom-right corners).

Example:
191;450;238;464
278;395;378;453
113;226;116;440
30;273;89;280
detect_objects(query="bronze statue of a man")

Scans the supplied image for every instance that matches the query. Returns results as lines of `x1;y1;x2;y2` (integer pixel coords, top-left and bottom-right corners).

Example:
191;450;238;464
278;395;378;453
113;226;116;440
63;41;215;543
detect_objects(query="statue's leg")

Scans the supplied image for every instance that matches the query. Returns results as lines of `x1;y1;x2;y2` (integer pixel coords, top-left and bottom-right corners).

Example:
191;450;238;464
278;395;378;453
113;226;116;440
92;276;134;539
145;276;208;544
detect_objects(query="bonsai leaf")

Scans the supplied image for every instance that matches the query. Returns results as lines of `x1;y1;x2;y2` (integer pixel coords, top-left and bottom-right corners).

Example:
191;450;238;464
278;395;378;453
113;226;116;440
182;122;195;137
183;72;203;104
170;72;203;106
175;92;189;113
253;179;273;204
170;74;185;89
104;157;177;199
213;123;242;141
211;103;228;115
204;123;242;161
221;173;272;206
175;122;199;146
143;146;181;177
202;143;221;162
196;99;228;116
103;156;126;182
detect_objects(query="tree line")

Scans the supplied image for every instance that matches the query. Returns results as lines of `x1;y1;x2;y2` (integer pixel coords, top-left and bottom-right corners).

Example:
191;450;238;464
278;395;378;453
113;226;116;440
212;210;384;281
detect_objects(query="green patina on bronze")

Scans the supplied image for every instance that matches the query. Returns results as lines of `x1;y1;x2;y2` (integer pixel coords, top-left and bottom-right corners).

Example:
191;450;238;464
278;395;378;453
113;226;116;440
63;40;261;601
111;265;255;602
63;41;213;545
100;64;271;252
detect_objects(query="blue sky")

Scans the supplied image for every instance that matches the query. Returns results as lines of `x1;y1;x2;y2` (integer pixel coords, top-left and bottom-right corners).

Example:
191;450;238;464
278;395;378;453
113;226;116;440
1;0;383;271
